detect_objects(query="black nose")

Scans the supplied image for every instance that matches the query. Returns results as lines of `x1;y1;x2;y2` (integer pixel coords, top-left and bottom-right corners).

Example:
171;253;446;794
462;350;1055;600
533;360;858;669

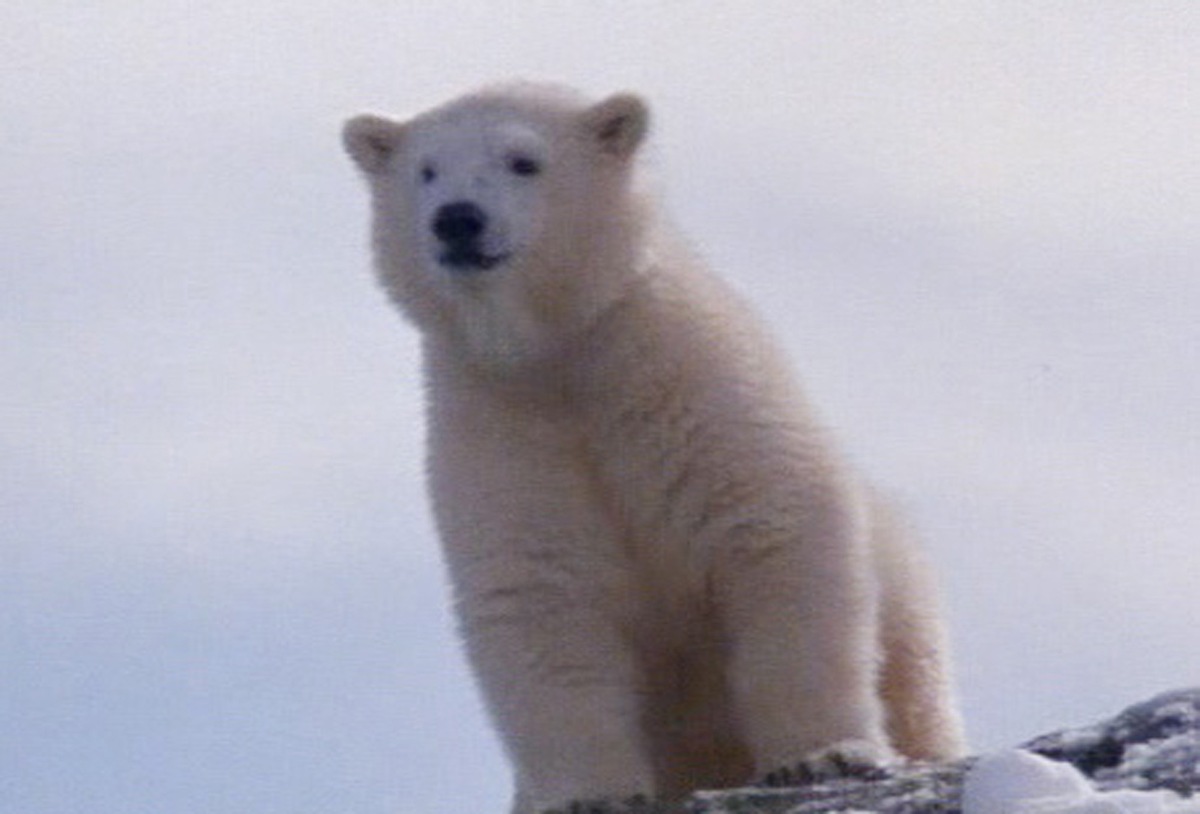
432;201;487;246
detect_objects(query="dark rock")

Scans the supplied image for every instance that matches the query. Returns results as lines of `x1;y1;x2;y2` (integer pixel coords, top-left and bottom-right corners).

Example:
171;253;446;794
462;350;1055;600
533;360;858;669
687;760;971;813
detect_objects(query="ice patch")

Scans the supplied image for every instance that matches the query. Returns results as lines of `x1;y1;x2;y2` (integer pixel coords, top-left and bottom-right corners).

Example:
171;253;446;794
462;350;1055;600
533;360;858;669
963;750;1200;814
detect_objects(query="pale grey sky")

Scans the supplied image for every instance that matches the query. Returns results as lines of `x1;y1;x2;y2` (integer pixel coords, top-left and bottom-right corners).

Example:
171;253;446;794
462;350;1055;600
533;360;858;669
4;4;1199;813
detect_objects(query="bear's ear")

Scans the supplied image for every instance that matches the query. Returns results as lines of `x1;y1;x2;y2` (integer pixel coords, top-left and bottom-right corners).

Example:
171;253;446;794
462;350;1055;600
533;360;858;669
343;114;407;174
582;93;650;160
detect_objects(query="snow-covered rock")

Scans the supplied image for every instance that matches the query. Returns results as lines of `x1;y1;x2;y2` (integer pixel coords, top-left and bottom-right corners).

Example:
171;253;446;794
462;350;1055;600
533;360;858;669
1024;688;1200;796
679;688;1200;814
963;749;1200;813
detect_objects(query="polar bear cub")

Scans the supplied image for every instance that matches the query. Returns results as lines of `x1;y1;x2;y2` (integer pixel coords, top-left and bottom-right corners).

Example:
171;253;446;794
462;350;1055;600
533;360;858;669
344;82;966;813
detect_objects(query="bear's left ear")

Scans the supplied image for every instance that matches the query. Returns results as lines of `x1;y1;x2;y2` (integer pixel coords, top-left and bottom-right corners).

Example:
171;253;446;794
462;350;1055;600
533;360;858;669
343;114;407;174
582;93;650;161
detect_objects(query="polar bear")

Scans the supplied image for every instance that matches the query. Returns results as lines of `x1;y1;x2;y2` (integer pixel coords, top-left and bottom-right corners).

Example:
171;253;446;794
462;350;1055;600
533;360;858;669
343;82;966;813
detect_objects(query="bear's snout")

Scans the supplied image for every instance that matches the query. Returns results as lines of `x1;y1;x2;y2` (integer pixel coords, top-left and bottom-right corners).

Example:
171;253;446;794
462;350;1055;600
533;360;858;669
431;201;508;272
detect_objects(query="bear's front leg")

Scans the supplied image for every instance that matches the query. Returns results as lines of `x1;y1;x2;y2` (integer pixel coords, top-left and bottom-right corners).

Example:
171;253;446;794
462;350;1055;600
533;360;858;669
461;570;657;814
714;511;894;783
428;386;659;812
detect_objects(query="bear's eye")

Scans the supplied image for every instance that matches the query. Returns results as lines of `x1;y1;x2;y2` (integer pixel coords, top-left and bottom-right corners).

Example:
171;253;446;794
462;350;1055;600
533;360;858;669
508;155;541;177
419;163;438;185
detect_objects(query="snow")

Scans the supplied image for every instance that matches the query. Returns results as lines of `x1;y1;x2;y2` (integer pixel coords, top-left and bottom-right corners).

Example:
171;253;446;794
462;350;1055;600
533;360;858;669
963;750;1200;814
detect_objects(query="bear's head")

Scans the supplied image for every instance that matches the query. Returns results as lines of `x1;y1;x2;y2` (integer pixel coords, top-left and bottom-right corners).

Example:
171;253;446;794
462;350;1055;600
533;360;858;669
344;82;651;369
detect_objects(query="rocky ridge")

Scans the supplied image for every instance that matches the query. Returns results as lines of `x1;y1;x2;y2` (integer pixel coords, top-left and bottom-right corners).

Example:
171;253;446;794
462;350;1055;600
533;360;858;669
554;688;1200;814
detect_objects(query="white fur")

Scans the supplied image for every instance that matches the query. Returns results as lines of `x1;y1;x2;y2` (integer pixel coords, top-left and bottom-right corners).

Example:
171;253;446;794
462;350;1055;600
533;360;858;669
345;81;966;814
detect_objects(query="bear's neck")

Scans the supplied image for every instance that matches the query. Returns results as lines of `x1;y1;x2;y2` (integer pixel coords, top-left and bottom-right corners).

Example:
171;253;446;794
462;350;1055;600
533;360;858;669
434;240;657;371
425;243;750;426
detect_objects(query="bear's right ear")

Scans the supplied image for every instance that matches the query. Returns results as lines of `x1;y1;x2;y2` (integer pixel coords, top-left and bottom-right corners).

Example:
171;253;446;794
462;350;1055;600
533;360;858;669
342;114;407;174
582;93;650;161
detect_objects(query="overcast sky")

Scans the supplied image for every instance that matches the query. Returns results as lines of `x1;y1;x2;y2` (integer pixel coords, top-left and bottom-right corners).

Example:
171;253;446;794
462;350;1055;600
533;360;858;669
4;4;1199;813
